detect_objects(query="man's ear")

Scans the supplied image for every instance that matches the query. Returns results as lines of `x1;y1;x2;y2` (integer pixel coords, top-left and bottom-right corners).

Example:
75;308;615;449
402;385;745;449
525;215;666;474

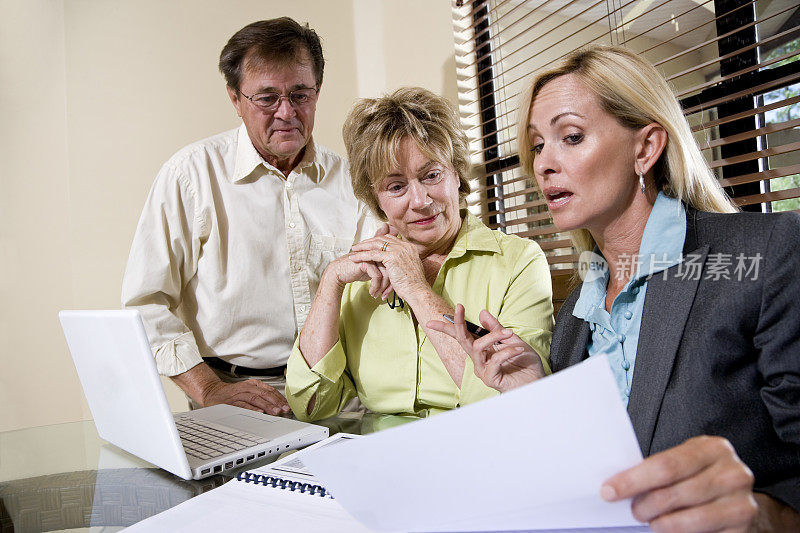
634;123;667;176
226;85;242;118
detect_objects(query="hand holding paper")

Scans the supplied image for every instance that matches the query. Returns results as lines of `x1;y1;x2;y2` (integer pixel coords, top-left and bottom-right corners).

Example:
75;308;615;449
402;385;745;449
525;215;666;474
600;436;757;532
303;356;648;532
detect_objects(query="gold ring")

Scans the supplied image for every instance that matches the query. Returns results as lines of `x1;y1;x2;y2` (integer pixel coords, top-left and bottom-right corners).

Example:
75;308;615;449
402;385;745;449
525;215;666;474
380;241;389;252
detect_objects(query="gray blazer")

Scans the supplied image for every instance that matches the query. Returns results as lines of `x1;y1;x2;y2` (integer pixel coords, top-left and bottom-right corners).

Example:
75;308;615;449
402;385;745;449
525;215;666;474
551;208;800;511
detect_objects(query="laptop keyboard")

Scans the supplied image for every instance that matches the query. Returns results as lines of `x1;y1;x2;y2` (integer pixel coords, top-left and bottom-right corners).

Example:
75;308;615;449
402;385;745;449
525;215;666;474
175;415;271;460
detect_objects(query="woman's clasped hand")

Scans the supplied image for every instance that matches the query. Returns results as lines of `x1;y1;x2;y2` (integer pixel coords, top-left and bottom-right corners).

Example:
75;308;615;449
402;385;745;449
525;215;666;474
346;233;429;302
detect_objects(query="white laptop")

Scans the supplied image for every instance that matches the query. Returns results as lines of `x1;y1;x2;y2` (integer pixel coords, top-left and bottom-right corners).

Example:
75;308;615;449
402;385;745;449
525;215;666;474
59;309;328;480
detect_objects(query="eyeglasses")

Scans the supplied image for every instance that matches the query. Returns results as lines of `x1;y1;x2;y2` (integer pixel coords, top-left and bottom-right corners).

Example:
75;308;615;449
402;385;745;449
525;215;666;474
387;291;405;310
375;167;451;199
239;87;318;111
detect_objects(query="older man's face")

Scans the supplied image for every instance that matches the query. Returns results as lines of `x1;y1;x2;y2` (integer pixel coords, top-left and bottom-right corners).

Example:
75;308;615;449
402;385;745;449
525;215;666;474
227;51;318;174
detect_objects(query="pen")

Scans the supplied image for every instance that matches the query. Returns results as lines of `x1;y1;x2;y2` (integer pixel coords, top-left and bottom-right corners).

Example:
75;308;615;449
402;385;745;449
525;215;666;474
442;314;490;338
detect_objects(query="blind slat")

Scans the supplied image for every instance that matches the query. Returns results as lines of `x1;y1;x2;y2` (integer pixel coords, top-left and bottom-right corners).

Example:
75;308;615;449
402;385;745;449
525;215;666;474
719;164;800;188
734;187;800;207
676;51;800;100
708;142;800;170
690;95;800;132
546;254;580;265
701;118;800;151
681;69;800;116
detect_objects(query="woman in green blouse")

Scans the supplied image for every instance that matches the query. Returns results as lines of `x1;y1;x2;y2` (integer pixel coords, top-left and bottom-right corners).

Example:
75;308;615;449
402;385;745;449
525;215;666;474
285;87;553;421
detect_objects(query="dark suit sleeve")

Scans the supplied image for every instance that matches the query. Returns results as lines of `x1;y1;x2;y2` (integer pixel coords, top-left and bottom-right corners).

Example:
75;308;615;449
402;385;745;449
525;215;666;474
753;213;800;507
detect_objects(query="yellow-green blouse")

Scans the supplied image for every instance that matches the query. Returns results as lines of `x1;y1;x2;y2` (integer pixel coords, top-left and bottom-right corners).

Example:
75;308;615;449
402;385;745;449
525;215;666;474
286;212;553;421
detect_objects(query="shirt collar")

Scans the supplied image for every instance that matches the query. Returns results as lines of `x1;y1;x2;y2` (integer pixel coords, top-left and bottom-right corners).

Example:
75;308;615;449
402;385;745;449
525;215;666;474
231;123;323;183
572;192;686;320
447;210;503;260
636;192;686;279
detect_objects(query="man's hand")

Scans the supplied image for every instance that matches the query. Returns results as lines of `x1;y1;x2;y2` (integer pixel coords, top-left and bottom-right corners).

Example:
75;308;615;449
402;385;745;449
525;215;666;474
171;362;290;416
427;304;545;392
601;436;758;532
201;379;290;416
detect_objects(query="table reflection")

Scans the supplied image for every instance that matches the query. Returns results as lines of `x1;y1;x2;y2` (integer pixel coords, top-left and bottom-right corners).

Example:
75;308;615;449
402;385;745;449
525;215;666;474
0;413;419;532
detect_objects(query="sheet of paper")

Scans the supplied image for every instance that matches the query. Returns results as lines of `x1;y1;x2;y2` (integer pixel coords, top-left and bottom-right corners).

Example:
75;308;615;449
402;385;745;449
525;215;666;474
251;432;361;481
303;355;647;532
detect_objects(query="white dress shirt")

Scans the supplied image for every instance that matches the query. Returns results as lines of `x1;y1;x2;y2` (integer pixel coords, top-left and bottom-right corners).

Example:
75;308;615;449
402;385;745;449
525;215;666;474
122;125;375;376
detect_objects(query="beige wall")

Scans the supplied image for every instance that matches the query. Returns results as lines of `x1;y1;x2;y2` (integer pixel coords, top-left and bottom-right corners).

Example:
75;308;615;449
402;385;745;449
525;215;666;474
0;0;457;433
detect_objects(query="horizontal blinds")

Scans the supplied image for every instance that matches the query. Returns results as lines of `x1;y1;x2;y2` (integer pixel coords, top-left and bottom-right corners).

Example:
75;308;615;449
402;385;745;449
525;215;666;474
453;0;800;278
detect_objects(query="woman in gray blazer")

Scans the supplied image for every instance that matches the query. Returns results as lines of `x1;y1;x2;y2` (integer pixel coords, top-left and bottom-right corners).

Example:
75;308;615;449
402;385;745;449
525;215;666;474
430;45;800;532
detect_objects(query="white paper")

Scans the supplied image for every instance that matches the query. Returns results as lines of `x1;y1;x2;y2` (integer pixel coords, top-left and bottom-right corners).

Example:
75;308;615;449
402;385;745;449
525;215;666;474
303;356;647;532
252;432;361;480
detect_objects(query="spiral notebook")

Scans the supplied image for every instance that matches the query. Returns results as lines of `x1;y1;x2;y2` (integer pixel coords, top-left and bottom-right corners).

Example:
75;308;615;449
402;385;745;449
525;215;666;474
231;431;359;502
125;433;373;533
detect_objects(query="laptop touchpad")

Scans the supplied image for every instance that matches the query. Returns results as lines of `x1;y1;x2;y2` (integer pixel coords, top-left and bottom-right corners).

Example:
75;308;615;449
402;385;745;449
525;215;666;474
217;414;282;437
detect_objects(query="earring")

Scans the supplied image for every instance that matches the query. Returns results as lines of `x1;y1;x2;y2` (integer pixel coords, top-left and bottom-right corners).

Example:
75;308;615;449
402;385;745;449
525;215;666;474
638;171;646;194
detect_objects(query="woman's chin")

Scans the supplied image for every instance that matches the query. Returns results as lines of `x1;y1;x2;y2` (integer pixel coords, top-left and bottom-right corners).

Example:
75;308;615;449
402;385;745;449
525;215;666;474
549;214;583;233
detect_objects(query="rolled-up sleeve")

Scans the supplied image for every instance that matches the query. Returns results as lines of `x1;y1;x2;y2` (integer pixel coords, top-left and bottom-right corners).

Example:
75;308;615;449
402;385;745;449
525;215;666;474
286;337;357;421
121;165;207;376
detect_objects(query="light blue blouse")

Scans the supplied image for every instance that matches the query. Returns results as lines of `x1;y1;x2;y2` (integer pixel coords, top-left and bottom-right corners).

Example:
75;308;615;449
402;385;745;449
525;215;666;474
572;193;686;406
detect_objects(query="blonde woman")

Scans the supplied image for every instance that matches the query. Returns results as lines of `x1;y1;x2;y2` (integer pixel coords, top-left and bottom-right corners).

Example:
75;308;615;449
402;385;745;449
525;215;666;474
431;46;800;531
285;87;553;420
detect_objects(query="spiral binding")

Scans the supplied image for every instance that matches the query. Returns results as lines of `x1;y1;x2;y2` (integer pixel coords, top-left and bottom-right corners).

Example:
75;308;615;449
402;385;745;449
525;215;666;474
236;471;333;499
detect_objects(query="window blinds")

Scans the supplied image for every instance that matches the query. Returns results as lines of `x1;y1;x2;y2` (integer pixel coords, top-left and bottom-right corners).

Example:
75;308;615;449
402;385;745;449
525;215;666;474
453;0;800;283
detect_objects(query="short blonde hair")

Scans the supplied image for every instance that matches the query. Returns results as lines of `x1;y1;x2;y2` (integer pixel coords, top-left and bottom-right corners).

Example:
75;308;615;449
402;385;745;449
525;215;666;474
517;45;735;251
342;87;471;221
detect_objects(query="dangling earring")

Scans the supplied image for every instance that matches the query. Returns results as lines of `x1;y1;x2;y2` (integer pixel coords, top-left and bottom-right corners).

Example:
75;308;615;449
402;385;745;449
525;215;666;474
638;170;646;194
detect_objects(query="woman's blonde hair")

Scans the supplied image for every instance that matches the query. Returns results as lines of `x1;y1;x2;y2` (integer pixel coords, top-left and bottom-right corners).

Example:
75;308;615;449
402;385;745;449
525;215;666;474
342;87;471;221
517;45;735;251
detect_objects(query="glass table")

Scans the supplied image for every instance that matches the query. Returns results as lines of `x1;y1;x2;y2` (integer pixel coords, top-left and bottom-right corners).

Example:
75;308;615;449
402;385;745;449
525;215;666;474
0;413;416;532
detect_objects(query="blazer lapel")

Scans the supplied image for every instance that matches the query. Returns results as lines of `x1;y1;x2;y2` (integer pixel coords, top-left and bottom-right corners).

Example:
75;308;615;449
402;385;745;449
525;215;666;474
627;208;707;455
550;293;591;372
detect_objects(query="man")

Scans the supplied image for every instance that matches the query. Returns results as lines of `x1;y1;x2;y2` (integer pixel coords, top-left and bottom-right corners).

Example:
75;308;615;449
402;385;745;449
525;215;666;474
122;18;374;416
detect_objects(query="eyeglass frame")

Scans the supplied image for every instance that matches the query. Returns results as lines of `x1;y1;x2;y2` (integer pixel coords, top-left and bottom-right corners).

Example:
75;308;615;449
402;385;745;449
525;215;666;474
238;86;319;111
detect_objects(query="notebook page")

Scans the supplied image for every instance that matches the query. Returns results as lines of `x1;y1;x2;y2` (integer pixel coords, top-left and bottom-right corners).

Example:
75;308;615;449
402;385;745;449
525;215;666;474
124;474;375;533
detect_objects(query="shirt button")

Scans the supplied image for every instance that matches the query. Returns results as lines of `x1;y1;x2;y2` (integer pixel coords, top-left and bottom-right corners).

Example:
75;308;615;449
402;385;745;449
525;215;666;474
617;333;626;343
631;286;640;295
289;222;296;228
295;264;303;271
622;361;631;371
624;311;633;320
286;181;293;189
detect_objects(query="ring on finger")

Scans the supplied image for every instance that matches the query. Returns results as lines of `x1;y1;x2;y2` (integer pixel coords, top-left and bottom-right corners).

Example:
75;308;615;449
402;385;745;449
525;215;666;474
380;241;389;252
